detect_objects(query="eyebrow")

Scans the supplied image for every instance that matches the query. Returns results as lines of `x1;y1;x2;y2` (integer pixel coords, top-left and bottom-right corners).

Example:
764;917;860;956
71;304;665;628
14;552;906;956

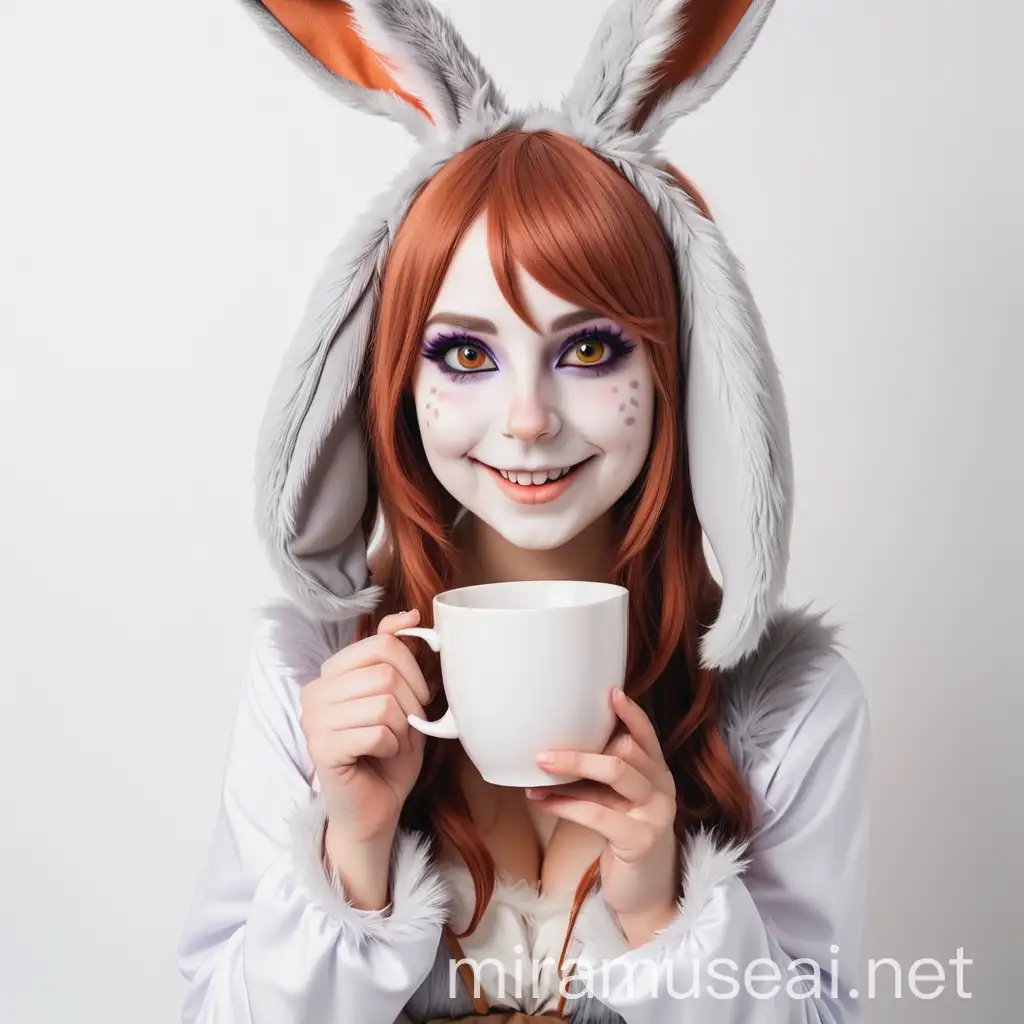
424;308;604;335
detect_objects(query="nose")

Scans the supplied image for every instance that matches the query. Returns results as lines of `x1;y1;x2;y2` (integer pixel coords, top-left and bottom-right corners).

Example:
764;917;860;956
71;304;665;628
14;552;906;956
504;393;561;444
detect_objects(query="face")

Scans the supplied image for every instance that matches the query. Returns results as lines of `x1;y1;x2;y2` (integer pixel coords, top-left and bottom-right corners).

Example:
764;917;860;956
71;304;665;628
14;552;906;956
411;215;656;551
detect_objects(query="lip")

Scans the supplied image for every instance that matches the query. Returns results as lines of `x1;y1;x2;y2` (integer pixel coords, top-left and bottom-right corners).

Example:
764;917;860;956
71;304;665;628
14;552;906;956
472;457;593;505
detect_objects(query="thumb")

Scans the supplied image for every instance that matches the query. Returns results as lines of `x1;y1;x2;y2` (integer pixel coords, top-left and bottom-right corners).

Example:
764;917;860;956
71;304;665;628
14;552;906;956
377;607;421;636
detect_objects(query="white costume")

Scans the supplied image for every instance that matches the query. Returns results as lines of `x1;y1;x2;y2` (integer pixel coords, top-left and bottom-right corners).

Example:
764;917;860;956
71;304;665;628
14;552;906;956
177;604;870;1022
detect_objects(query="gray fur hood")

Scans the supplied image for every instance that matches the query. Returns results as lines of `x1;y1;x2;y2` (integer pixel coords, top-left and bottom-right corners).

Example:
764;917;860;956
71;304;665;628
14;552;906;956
238;0;792;672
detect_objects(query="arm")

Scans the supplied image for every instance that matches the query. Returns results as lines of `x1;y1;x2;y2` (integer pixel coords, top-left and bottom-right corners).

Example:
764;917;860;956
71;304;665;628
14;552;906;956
176;604;448;1024
571;654;871;1023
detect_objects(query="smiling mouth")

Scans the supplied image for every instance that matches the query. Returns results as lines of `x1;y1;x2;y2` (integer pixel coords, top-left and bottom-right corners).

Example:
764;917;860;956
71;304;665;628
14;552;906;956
471;457;594;505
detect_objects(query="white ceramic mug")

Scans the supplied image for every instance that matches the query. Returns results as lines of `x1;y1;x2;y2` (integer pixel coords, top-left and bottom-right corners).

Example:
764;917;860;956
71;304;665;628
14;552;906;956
397;580;628;788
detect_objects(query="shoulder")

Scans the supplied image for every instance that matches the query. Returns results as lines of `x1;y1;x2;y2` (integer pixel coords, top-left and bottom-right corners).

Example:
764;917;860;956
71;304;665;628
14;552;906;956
249;599;359;685
719;605;870;818
240;602;361;760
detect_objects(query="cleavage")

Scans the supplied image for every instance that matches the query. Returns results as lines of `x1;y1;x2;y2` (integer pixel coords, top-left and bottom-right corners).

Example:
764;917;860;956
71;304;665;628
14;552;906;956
458;769;605;898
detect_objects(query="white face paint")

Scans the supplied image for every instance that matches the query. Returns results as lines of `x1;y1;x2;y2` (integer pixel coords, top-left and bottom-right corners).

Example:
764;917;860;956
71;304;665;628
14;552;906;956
411;215;656;551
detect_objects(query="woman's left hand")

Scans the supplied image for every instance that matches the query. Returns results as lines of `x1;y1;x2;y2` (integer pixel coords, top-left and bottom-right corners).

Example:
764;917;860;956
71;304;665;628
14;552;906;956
526;687;680;938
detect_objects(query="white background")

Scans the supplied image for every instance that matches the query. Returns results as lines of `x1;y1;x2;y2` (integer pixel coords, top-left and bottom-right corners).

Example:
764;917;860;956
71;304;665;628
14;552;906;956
2;1;1021;1020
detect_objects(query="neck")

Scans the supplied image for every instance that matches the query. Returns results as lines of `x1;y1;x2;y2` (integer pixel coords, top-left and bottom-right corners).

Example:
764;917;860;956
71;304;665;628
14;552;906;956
456;512;617;587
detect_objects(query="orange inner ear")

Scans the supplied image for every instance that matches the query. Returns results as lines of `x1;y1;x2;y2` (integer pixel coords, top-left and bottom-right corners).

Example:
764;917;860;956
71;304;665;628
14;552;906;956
630;0;754;130
262;0;431;120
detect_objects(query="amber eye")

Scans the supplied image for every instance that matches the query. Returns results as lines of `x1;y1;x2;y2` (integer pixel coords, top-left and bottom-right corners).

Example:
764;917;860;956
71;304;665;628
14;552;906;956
457;346;485;369
443;344;495;373
562;340;606;366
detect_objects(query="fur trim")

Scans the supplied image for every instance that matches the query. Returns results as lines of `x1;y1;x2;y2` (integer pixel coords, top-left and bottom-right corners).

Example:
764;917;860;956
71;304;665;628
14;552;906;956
720;603;844;777
444;858;574;918
649;828;751;952
258;598;356;681
287;794;450;946
430;858;630;1023
574;829;750;998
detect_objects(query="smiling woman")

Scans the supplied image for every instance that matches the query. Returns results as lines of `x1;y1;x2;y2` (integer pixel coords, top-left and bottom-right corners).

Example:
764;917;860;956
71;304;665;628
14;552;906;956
177;3;871;1023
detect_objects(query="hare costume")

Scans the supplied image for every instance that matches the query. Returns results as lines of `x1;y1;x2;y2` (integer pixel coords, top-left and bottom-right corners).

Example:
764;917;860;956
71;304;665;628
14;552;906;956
247;0;791;672
177;2;871;1022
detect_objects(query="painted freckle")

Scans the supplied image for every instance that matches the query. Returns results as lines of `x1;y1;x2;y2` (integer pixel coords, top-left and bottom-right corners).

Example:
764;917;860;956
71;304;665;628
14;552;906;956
629;379;639;389
433;408;440;419
625;417;636;425
430;387;437;394
618;403;626;412
629;397;639;407
612;386;619;393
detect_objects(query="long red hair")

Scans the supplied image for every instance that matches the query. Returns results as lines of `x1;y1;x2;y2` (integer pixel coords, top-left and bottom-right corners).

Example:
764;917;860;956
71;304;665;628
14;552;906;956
356;130;752;938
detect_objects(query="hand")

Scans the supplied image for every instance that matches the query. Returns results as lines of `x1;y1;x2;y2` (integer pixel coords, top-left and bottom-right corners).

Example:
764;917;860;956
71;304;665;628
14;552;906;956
300;609;430;846
526;688;680;933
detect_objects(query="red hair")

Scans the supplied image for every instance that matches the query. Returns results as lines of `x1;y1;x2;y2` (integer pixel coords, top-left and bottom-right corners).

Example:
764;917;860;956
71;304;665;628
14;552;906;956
356;130;752;942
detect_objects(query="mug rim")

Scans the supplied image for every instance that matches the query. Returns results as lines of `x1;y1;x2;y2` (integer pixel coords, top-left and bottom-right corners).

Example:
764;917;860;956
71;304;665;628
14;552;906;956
433;579;628;613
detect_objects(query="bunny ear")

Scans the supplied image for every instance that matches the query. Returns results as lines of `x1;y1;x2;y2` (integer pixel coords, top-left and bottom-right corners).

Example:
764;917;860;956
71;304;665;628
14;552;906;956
563;0;789;668
605;158;792;671
238;0;504;138
564;0;773;146
678;198;792;669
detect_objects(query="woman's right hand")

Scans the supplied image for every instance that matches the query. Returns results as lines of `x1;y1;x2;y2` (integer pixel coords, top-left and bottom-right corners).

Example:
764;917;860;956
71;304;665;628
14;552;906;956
300;609;430;847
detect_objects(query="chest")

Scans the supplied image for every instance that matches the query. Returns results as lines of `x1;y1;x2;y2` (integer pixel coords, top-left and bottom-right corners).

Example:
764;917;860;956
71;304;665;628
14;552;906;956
445;768;606;899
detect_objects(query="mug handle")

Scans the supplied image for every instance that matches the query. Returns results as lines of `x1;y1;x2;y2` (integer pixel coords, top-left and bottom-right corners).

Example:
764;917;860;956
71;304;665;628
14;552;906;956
395;627;459;740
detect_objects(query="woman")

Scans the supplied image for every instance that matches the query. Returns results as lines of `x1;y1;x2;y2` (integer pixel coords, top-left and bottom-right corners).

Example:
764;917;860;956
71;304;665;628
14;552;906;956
178;2;871;1022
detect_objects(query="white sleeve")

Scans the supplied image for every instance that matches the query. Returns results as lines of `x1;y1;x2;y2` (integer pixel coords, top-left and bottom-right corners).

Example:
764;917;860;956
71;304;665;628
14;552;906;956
176;605;449;1024
571;653;871;1024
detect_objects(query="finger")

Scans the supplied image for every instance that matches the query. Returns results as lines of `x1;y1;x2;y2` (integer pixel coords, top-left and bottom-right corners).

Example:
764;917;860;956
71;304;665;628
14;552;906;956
529;794;635;848
324;725;401;766
319;693;411;741
603;730;673;793
526;781;632;815
310;663;425;721
611;688;668;767
320;632;431;705
377;608;420;635
536;750;653;804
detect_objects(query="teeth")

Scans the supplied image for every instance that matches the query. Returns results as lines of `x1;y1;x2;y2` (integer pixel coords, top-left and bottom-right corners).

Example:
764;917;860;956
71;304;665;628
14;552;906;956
497;466;574;485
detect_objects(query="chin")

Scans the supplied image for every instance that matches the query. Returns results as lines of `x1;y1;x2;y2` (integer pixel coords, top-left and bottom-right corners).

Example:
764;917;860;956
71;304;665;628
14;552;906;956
477;511;592;552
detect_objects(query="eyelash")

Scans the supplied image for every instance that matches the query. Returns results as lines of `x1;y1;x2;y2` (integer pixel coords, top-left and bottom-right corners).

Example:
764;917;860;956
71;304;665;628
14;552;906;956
420;327;636;383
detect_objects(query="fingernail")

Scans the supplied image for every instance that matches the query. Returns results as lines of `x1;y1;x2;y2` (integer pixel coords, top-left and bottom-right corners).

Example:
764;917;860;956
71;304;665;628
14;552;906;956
536;752;554;764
